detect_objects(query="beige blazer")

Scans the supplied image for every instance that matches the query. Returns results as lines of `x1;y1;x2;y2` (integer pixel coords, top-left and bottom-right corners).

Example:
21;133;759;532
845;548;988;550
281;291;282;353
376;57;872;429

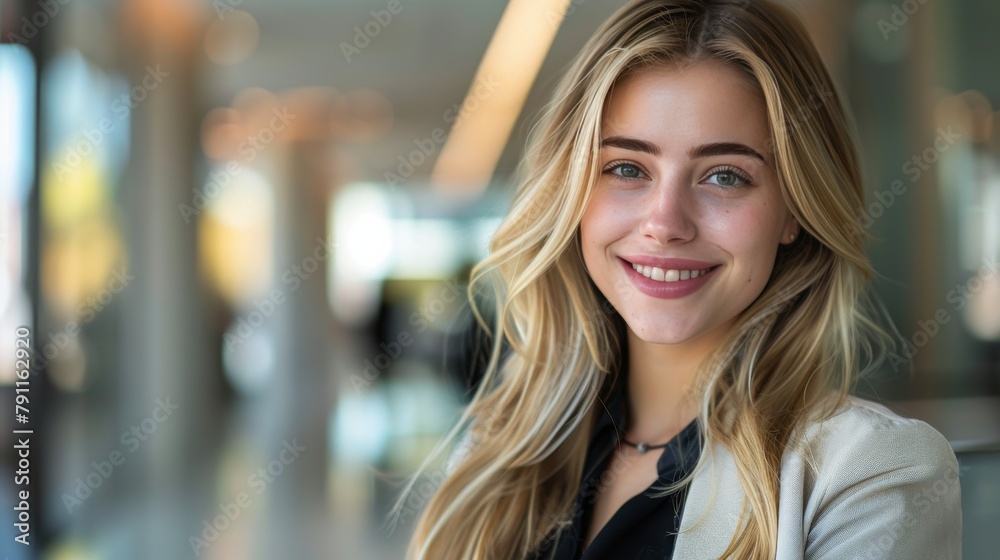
447;396;963;559
672;397;962;559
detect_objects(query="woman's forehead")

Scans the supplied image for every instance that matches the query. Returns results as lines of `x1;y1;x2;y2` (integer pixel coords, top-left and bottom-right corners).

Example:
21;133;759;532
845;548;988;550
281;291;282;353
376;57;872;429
599;62;771;159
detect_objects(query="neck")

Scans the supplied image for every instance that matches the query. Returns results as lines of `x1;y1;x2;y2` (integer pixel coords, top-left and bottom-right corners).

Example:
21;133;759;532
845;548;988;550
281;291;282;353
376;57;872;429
624;320;732;443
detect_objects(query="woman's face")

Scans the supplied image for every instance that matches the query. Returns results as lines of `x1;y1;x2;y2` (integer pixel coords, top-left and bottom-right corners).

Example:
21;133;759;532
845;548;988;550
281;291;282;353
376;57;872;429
580;61;799;345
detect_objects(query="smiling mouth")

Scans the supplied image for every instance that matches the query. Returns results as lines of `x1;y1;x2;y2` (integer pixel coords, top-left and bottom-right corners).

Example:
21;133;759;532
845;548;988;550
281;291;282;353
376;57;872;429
627;262;720;283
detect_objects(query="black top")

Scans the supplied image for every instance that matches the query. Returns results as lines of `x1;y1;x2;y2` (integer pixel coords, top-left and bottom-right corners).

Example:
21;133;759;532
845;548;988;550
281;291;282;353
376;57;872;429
527;364;702;560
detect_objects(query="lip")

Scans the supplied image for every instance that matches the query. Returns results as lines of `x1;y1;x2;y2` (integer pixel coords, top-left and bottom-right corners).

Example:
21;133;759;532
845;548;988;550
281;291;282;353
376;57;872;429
617;256;720;299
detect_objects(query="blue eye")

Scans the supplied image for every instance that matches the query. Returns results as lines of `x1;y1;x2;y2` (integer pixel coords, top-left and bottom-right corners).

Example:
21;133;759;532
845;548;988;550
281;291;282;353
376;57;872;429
704;166;752;188
604;162;646;180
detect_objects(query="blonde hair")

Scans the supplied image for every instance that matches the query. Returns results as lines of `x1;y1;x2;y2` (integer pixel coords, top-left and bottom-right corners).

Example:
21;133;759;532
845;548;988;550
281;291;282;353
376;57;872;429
395;1;894;558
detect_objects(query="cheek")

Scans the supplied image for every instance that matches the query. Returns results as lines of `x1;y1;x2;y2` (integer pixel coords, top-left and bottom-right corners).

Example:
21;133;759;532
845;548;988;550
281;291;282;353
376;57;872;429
579;195;632;294
742;235;783;287
579;210;605;277
702;204;782;275
580;194;616;258
739;245;778;287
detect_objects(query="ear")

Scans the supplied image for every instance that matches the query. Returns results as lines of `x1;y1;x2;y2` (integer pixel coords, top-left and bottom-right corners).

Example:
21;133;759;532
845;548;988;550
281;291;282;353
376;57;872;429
780;213;800;245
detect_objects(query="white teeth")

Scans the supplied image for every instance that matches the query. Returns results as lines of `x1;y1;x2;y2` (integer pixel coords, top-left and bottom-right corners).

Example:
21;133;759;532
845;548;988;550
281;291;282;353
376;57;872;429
631;263;714;283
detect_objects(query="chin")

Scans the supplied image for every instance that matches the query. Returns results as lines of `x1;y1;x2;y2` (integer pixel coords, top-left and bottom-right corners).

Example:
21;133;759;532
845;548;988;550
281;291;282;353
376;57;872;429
620;314;702;345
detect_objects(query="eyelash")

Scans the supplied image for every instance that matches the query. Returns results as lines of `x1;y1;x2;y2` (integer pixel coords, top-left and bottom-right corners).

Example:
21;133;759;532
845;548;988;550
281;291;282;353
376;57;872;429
601;161;753;188
705;165;753;188
604;160;646;181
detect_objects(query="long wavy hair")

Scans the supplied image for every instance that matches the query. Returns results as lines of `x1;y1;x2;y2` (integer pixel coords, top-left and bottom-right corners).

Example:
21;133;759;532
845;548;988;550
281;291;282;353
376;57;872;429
394;1;894;558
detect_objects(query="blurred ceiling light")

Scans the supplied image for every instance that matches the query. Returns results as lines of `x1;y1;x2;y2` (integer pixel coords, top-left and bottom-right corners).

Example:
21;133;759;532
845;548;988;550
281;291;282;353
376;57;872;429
232;87;281;130
120;0;205;51
257;87;395;145
201;89;288;162
329;89;394;143
198;168;274;307
432;0;569;197
280;87;340;141
233;87;278;109
200;107;244;161
204;9;260;65
280;86;340;142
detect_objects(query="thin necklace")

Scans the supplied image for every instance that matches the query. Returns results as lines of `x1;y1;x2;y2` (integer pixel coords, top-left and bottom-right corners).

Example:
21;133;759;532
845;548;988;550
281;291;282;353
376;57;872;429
620;436;671;454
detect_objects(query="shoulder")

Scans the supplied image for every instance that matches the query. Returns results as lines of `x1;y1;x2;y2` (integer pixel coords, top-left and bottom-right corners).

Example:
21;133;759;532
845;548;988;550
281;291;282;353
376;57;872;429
794;395;957;471
784;396;962;559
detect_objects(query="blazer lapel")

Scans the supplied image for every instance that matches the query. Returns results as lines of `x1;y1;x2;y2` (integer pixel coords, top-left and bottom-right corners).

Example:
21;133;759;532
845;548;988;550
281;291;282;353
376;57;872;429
672;444;748;559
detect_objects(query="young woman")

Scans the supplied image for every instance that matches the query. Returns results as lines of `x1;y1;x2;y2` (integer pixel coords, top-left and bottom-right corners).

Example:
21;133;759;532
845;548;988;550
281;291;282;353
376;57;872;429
396;1;962;558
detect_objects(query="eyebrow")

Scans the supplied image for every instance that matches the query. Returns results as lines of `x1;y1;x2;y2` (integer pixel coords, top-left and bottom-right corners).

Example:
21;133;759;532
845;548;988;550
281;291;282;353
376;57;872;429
600;136;661;156
690;142;766;162
600;136;766;163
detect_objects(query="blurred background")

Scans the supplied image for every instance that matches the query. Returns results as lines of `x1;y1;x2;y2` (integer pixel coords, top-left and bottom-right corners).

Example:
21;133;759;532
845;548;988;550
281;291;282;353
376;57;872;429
0;0;997;558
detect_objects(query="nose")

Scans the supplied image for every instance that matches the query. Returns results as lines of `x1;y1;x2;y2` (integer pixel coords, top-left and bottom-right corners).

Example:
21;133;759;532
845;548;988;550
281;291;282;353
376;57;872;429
638;176;697;244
